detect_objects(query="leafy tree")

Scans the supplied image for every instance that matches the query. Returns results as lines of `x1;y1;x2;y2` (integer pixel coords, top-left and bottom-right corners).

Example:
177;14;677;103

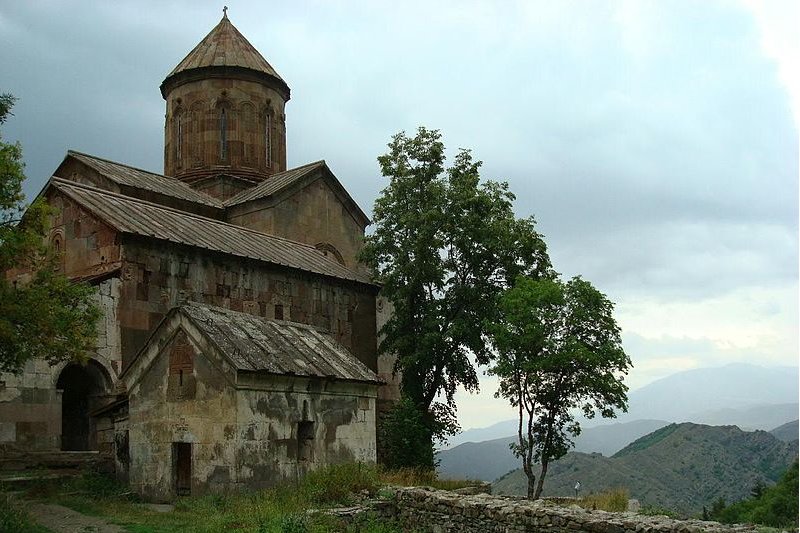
712;462;798;528
0;93;100;373
488;275;631;499
361;128;551;465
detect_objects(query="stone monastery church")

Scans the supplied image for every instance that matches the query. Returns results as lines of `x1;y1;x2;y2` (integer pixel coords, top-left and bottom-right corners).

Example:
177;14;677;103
0;13;397;500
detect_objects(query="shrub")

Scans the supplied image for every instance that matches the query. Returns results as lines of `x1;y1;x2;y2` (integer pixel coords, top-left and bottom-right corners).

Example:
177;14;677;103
299;462;380;505
713;462;798;528
0;495;48;533
378;397;437;469
578;488;629;512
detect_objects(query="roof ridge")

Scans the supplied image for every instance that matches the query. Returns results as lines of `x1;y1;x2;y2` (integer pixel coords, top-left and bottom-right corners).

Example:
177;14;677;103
67;150;174;180
66;150;224;209
50;177;343;253
223;160;327;206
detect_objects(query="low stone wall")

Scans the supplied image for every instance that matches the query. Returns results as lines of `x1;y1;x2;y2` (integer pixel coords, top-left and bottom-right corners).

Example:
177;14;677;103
387;487;758;533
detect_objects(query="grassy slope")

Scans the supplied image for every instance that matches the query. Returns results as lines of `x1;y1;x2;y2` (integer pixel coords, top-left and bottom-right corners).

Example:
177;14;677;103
492;423;799;516
5;465;477;533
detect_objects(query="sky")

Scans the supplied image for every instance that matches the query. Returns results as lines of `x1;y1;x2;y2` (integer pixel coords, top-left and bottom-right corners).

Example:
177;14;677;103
1;1;797;430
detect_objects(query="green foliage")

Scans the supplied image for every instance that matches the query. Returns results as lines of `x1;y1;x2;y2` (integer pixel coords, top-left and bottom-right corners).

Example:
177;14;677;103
360;127;551;464
712;462;798;528
379;396;458;469
0;93;101;373
298;462;380;505
376;466;481;490
28;466;411;533
488;275;631;498
0;495;50;533
578;488;629;512
277;513;309;533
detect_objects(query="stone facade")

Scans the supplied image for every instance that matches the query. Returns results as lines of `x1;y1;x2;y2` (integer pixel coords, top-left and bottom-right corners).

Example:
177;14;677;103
122;308;377;501
163;77;288;189
0;12;399;498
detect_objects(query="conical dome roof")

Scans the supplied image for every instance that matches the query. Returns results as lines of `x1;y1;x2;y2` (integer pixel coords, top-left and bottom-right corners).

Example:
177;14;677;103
160;13;289;99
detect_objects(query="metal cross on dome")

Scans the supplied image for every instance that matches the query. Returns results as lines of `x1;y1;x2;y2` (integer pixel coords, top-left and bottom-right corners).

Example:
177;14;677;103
223;6;228;17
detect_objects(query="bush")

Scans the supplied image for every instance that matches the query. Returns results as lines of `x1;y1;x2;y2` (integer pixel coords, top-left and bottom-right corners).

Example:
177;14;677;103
578;488;629;512
713;462;798;528
379;397;437;469
299;462;380;505
0;495;48;533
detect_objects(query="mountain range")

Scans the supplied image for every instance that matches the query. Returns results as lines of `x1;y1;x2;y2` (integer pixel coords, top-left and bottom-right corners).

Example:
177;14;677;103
491;422;798;516
445;363;799;449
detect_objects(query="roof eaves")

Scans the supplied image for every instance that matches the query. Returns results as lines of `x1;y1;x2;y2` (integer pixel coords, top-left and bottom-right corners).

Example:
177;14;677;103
49;178;377;287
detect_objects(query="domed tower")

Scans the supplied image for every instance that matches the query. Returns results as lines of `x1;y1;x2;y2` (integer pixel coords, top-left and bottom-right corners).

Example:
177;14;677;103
160;11;290;198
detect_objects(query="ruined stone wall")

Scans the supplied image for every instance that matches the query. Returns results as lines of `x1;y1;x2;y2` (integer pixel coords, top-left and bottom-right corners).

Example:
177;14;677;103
226;176;366;270
118;238;378;371
386;488;757;533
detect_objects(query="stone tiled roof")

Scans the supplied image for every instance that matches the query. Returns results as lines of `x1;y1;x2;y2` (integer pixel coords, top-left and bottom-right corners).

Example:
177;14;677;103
165;14;285;83
223;160;325;206
49;178;375;286
223;160;370;225
181;302;380;383
65;151;223;209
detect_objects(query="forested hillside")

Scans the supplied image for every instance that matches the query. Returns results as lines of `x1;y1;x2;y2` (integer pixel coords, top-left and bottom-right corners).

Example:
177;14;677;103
492;423;798;515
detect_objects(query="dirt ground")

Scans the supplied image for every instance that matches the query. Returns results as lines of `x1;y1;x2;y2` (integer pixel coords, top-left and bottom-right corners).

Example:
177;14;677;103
27;501;126;533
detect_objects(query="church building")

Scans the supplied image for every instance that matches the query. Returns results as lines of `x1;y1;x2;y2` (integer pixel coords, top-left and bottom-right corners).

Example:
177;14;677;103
0;12;397;499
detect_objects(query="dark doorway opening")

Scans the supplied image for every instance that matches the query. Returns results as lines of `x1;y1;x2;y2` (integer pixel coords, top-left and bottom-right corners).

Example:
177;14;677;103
174;442;192;496
56;362;109;451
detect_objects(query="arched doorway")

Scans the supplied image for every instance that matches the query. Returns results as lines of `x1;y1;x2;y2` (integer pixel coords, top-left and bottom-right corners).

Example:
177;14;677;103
56;361;110;451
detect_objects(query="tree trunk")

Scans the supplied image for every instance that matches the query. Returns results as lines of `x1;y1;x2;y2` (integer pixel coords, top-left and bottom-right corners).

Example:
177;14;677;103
526;472;537;499
534;460;549;500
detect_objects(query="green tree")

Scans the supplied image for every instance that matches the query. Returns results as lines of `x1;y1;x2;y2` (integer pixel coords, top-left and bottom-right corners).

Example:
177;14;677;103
713;462;798;528
0;93;100;373
360;128;551;465
488;275;631;499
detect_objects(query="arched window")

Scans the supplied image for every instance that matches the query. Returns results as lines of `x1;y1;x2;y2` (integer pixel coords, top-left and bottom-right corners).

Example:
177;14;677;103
219;108;228;161
315;242;346;266
265;112;272;166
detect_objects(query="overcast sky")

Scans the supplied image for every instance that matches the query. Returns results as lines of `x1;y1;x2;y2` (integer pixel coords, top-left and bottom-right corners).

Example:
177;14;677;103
1;1;797;430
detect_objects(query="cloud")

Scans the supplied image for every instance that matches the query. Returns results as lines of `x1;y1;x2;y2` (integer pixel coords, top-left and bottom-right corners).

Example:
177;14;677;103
1;1;795;431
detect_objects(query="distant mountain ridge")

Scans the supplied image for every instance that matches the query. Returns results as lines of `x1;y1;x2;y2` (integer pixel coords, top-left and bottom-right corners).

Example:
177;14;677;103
770;420;799;442
492;422;798;515
446;363;799;448
437;419;669;481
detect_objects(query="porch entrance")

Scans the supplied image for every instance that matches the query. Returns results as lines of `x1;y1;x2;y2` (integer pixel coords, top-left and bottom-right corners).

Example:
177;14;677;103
56;361;110;451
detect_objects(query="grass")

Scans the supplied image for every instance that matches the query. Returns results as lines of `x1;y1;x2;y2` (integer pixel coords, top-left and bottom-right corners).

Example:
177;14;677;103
0;493;51;533
12;463;481;532
577;488;630;512
376;467;482;490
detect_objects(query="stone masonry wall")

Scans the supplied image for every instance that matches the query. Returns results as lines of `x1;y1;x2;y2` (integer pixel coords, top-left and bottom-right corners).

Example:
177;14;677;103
387;488;758;533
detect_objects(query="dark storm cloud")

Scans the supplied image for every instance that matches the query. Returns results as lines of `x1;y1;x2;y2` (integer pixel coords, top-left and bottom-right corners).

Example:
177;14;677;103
1;0;796;302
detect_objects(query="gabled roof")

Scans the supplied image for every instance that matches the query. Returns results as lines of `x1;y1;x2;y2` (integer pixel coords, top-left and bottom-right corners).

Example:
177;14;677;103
224;160;370;226
181;302;380;383
48;178;376;287
63;151;223;209
162;14;289;98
